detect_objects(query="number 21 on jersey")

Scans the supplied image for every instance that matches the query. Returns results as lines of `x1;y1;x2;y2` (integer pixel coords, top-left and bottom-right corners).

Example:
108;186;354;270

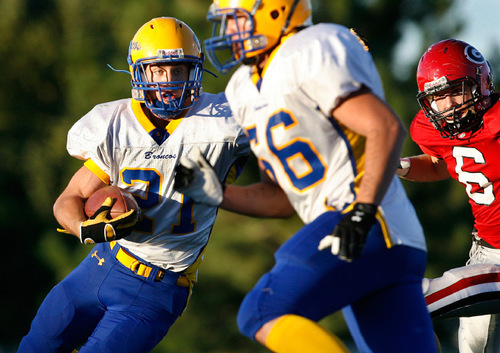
121;168;195;235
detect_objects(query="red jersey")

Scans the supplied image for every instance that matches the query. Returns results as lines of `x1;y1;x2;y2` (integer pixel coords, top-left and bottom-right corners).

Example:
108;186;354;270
410;95;500;247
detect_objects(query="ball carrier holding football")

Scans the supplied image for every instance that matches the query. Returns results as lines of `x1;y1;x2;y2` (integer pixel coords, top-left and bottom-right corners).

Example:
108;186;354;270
18;17;249;353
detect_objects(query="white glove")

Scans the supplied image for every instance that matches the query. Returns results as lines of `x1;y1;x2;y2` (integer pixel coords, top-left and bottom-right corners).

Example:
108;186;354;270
174;147;224;206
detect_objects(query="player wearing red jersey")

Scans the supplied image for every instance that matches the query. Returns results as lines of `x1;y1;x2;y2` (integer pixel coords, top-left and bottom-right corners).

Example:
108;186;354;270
397;39;500;353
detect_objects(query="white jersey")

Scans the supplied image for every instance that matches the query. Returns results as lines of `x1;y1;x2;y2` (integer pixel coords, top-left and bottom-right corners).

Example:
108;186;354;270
67;93;250;272
225;23;425;251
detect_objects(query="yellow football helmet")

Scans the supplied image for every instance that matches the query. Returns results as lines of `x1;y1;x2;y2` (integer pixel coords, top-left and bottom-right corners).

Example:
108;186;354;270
205;0;312;73
128;17;204;119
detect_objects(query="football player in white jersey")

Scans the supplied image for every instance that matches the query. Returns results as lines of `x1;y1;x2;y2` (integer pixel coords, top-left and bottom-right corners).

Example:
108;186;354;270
18;17;249;353
174;1;439;352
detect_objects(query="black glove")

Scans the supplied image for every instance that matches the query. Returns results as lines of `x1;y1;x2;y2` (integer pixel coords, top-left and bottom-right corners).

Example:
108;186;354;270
80;197;138;244
318;202;377;262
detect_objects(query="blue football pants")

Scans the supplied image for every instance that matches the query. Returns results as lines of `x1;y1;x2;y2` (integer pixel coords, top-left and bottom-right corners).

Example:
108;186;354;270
18;243;189;353
237;211;437;353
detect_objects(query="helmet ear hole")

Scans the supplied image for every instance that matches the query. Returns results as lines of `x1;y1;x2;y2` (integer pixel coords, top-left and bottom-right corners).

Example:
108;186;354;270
270;9;280;20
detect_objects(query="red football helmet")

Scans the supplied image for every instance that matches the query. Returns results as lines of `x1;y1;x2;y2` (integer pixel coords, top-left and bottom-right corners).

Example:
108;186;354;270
416;39;494;138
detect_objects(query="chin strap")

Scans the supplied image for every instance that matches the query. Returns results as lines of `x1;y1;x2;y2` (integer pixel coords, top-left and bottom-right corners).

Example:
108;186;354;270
281;0;301;36
250;0;262;15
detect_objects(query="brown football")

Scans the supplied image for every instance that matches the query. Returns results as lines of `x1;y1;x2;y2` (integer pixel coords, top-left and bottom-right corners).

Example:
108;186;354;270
84;186;139;219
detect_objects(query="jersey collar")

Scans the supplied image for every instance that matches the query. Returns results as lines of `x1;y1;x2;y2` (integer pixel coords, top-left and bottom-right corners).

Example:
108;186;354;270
131;99;182;140
251;31;297;89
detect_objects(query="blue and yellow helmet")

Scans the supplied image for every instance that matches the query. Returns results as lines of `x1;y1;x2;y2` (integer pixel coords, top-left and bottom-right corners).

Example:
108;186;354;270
205;0;312;73
128;17;204;119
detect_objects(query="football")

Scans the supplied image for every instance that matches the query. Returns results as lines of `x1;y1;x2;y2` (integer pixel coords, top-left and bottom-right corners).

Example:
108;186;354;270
84;186;139;219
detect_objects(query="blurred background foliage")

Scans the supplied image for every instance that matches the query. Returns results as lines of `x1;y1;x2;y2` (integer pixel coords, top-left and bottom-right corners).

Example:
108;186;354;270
1;0;499;352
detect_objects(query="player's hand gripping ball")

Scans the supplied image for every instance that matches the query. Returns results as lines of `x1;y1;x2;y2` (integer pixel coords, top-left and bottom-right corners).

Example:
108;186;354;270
81;186;140;244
